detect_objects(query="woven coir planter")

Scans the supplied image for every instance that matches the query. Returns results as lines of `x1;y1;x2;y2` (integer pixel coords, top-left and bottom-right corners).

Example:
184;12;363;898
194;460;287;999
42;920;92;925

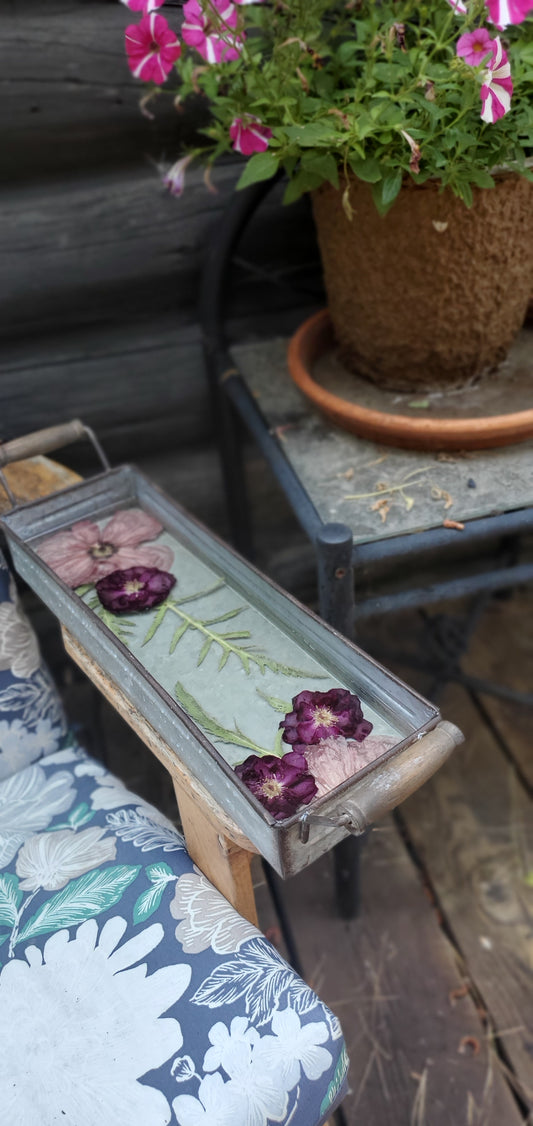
311;174;533;392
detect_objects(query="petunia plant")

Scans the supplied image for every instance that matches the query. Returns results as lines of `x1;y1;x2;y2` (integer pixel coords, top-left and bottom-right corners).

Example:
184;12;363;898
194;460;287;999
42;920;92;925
119;0;533;212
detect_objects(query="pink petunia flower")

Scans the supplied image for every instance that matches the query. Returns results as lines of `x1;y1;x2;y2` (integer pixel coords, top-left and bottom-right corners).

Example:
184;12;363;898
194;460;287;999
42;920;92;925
456;28;496;66
480;36;513;122
299;735;397;798
445;0;468;13
181;0;244;64
163;154;193;196
119;0;164;12
125;12;181;83
37;509;174;588
229;116;272;154
486;0;533;27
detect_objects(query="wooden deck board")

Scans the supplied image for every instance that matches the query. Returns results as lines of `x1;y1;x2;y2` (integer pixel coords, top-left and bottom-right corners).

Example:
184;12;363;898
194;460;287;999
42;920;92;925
269;823;522;1125
462;590;533;791
401;681;533;1114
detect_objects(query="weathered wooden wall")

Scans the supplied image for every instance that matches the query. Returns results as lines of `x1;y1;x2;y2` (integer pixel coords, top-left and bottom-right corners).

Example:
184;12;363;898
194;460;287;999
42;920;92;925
0;0;321;586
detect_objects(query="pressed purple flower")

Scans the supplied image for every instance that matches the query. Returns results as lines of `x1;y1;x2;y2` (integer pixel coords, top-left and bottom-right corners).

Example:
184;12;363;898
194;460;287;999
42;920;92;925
280;688;373;746
95;566;176;614
235;751;317;820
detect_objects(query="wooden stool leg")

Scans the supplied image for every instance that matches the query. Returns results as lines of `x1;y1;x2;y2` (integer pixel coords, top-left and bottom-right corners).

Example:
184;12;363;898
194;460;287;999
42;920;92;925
173;777;258;927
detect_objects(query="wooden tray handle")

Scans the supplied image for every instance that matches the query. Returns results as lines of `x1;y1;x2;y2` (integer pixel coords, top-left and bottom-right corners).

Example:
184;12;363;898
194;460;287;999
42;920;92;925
333;720;463;834
0;421;88;468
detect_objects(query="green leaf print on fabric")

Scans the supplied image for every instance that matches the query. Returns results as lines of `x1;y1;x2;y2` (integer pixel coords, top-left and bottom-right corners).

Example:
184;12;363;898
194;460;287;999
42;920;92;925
0;873;22;928
133;862;176;924
320;1044;349;1116
17;864;141;945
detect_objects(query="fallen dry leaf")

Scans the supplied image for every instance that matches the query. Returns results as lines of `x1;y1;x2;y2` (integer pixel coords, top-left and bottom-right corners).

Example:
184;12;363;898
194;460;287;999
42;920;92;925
431;485;454;510
458;1036;480;1056
371;497;390;523
443;518;465;530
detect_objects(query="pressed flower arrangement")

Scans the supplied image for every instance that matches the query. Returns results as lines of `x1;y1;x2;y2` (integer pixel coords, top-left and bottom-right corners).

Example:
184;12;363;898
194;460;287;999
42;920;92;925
36;507;397;820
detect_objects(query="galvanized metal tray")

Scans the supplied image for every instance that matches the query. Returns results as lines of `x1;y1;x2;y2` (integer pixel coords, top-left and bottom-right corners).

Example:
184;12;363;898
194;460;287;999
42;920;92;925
1;444;460;876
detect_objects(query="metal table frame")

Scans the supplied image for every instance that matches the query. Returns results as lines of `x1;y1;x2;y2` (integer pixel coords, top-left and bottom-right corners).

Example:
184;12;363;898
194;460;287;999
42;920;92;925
200;179;533;695
200;177;532;953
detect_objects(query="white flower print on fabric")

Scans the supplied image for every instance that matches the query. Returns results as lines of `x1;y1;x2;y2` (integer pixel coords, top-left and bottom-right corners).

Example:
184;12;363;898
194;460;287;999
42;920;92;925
15;827;117;891
0;916;191;1126
43;746;83;767
88;773;136;810
0;719;63;781
173;1072;247;1126
0;765;75;868
253;1007;332;1088
106;806;185;853
203;1016;259;1074
75;759;106;779
201;1020;288;1126
0;667;67;739
0;585;40;678
170;871;259;955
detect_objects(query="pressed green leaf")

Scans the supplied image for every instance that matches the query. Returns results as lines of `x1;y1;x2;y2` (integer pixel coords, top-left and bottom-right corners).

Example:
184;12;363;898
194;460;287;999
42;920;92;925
169;621;189;653
17;865;141;944
174;682;270;755
236;152;280;190
197;638;213;667
0;874;22;928
256;690;292;714
201;608;245;626
142;601;170;645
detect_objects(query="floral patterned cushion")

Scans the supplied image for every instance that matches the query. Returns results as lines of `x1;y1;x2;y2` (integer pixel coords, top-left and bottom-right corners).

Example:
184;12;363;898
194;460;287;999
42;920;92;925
0;549;68;780
0;743;348;1126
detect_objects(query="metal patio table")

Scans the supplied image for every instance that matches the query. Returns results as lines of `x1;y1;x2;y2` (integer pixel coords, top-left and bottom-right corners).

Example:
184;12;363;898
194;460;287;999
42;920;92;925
201;181;533;914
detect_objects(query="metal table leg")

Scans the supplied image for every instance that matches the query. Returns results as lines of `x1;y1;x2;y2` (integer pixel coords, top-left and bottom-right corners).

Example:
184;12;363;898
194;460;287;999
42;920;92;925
315;523;363;920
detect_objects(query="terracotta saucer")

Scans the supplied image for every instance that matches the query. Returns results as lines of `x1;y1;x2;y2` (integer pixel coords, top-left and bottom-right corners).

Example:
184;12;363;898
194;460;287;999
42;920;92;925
287;309;533;451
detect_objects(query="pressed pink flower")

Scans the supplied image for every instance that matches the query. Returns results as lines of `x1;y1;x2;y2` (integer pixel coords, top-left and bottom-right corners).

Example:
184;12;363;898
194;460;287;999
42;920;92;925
119;0;164;12
456;28;496;66
125;12;181;83
182;0;244;64
480;37;513;122
163;154;193;196
96;566;176;613
229;116;272;155
37;509;174;588
280;688;373;746
486;0;533;27
235;751;317;820
299;735;397;798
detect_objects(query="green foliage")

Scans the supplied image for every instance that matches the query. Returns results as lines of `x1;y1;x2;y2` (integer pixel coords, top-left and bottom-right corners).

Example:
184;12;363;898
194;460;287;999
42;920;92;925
172;0;533;210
